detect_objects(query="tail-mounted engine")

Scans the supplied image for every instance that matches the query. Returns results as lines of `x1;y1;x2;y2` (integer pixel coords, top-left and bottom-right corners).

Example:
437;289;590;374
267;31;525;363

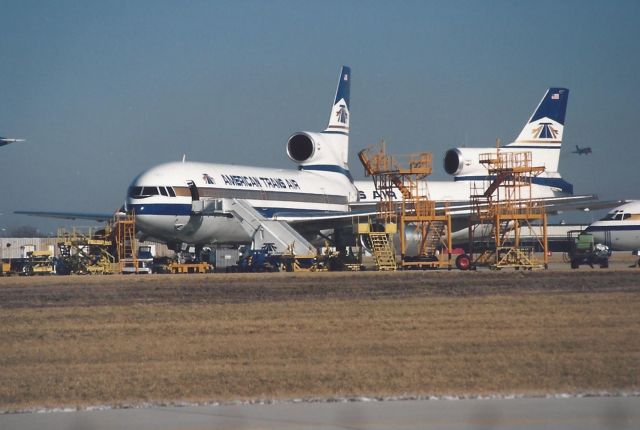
443;148;491;177
287;132;318;163
287;131;347;167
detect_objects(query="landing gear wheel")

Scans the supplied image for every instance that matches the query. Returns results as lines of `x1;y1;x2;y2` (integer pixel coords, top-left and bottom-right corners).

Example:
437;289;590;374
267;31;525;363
455;254;471;271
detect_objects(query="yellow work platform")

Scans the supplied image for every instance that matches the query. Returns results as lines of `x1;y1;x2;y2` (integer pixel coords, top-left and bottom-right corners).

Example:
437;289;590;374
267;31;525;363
168;262;212;274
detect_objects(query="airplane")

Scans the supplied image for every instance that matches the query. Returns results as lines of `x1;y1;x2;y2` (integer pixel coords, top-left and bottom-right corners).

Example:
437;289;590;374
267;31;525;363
572;145;592;155
16;68;605;256
0;136;25;147
584;200;640;253
122;65;358;252
352;87;599;222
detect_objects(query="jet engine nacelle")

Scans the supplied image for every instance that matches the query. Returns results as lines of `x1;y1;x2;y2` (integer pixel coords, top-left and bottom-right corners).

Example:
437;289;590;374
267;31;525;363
286;132;324;164
443;148;493;177
286;131;346;166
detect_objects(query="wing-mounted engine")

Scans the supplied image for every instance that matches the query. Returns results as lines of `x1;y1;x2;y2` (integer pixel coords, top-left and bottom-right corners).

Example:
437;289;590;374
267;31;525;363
286;131;347;167
443;148;492;177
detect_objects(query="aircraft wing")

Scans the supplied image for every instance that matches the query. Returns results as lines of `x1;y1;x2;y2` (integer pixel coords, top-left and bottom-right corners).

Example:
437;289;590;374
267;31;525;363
347;194;615;218
14;210;121;223
540;197;624;213
279;194;618;225
0;138;25;147
445;194;620;216
274;209;379;223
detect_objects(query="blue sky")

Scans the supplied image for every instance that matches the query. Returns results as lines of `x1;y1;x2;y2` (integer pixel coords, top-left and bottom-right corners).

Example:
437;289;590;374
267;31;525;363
1;0;639;233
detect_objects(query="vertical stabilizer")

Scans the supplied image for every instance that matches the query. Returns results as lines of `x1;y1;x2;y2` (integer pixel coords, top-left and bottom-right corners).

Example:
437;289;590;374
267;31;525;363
325;66;351;135
506;88;569;173
286;66;352;180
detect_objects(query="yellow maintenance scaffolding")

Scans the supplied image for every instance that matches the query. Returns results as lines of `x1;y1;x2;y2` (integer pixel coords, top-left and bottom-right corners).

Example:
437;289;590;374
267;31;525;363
57;224;117;274
468;147;549;270
358;141;452;270
55;213;142;274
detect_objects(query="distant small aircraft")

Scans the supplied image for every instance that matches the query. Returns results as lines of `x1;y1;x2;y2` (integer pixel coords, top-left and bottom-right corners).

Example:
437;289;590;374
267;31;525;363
572;145;592;155
0;136;25;147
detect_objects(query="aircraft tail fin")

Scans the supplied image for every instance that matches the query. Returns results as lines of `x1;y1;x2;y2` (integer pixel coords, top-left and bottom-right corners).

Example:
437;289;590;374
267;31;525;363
325;66;351;135
506;88;569;173
286;66;352;180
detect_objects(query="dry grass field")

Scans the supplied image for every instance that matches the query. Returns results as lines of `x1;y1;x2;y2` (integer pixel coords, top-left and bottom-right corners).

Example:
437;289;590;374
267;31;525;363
0;270;639;411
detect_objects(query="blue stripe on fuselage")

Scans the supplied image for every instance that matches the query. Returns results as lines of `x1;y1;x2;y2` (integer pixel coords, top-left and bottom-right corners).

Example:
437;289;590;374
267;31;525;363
503;145;560;149
585;225;640;232
129;203;192;216
128;203;344;218
299;164;354;182
454;175;573;194
321;130;349;136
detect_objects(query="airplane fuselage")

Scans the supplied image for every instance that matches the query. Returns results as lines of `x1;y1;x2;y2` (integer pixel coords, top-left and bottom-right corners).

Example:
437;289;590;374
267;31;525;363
584;201;640;251
126;161;357;246
353;177;571;206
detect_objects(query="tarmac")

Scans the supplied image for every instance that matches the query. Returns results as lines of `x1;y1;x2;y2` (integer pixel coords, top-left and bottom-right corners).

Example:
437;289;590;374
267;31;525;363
1;395;638;430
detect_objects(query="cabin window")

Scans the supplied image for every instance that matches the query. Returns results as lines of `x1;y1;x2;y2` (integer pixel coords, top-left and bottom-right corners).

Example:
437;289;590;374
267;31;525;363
167;187;176;197
159;187;168;196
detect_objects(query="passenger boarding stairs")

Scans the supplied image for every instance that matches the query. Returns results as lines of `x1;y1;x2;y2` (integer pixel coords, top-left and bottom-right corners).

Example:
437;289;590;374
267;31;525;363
422;220;446;257
193;198;317;257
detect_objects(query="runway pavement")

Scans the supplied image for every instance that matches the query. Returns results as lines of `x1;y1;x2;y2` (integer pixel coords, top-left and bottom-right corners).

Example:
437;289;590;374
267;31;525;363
2;395;638;430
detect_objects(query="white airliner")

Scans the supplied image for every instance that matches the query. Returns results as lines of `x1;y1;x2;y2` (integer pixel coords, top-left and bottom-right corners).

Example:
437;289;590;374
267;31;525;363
584;200;640;252
16;67;604;253
353;87;583;212
124;66;359;251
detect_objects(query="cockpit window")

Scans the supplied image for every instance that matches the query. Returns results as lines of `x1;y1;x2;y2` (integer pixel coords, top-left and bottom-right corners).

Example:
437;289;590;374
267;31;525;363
167;187;176;197
601;211;629;221
142;186;159;196
128;186;143;198
159;187;168;196
128;186;163;198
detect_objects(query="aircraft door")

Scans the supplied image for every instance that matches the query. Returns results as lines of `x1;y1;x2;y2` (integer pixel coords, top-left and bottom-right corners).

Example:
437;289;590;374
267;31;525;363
187;180;200;201
604;228;612;248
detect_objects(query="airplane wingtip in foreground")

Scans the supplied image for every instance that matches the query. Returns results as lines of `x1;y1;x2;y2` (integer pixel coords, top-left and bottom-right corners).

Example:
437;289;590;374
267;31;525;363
0;136;25;147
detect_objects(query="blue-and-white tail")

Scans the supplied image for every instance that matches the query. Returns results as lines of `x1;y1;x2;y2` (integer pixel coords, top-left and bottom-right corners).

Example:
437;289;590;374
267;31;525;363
286;66;352;180
325;66;351;135
506;87;569;173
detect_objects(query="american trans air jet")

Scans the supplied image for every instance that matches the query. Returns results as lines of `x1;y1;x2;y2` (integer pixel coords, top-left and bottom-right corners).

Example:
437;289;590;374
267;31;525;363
353;87;591;217
124;66;358;251
16;68;602;251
